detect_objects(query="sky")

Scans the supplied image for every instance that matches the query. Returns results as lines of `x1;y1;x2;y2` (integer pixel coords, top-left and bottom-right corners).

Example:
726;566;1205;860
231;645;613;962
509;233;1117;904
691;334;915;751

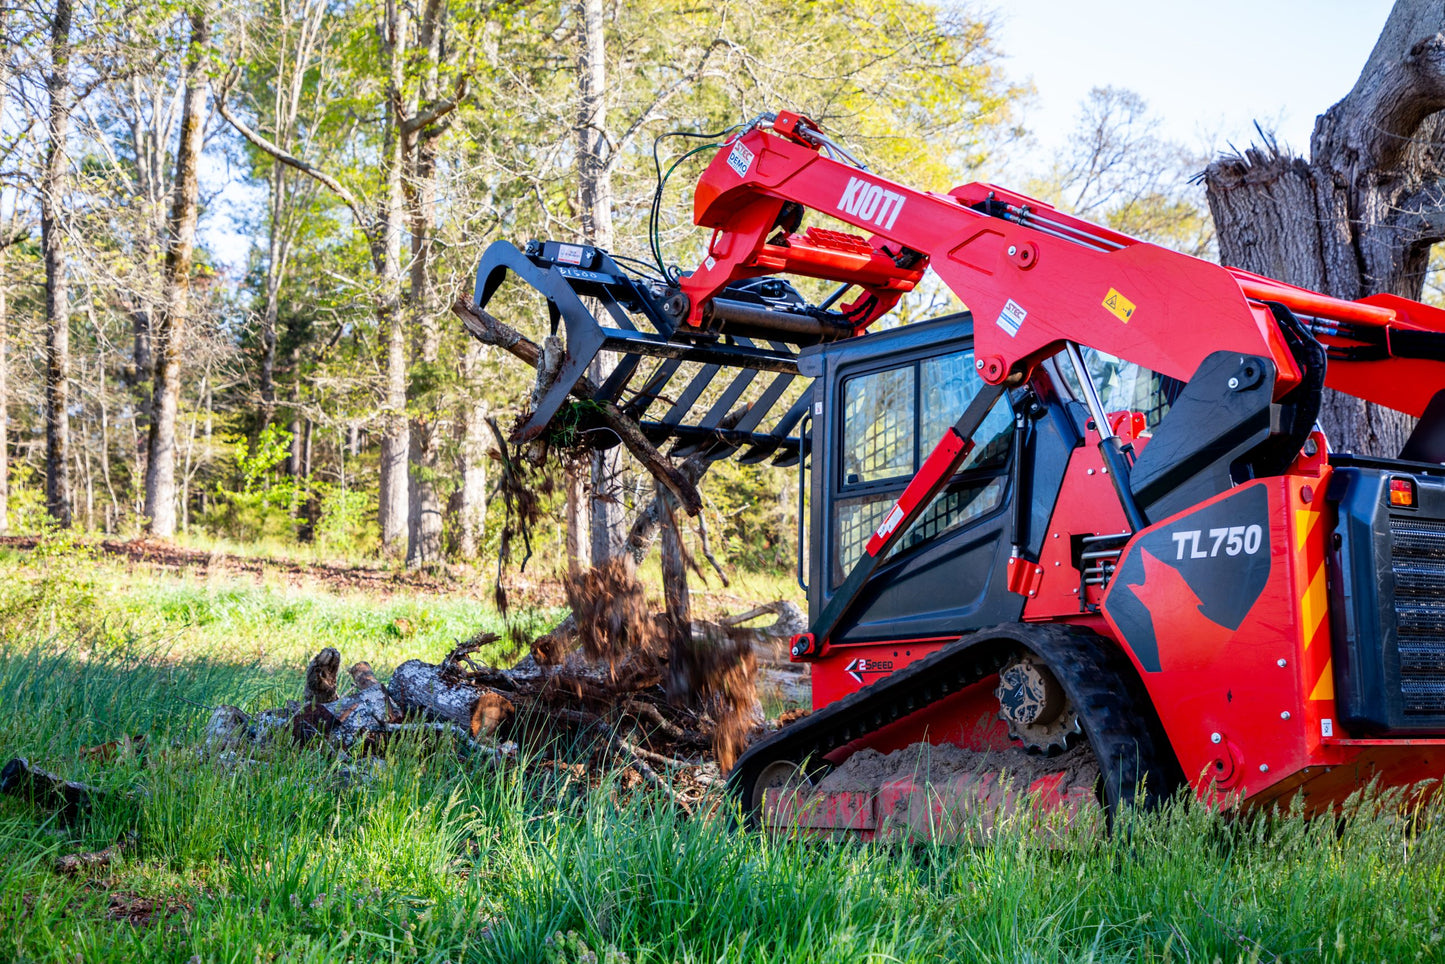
993;0;1395;156
201;0;1399;272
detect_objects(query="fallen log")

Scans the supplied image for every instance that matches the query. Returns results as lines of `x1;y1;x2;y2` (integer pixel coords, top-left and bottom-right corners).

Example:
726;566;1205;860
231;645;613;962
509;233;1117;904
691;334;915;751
304;647;341;704
0;757;103;821
56;833;134;875
386;659;515;737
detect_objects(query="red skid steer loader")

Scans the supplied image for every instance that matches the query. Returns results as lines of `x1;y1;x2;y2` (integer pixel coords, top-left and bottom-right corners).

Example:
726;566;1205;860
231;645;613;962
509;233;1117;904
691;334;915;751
470;111;1445;838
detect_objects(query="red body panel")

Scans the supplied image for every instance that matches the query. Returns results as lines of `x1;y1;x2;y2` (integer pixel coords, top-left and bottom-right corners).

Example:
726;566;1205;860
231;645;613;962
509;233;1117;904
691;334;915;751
688;116;1445;818
803;423;1445;813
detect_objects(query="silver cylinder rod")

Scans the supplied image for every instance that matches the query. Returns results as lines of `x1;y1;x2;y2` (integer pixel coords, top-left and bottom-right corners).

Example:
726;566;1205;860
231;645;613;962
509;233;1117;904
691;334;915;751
1065;342;1115;440
1064;341;1148;532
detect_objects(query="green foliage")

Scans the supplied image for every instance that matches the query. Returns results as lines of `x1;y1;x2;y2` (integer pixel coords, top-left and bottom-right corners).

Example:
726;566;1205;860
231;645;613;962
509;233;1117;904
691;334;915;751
707;461;795;573
205;426;303;543
3;465;54;536
544;930;631;964
313;483;378;556
0;529;101;640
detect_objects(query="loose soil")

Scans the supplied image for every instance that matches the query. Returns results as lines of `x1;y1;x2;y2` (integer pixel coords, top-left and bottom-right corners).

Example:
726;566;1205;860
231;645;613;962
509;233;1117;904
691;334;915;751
816;741;1100;793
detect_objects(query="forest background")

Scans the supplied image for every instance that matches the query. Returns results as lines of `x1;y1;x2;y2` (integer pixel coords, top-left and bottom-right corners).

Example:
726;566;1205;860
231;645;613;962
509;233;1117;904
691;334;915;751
0;0;1223;582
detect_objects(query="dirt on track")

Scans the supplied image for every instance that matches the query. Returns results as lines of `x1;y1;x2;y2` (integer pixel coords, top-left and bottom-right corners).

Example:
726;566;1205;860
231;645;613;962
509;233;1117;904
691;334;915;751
815;741;1100;793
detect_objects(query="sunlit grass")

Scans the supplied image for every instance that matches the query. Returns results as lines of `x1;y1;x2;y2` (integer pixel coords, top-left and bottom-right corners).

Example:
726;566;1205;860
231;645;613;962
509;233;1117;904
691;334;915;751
0;543;1442;961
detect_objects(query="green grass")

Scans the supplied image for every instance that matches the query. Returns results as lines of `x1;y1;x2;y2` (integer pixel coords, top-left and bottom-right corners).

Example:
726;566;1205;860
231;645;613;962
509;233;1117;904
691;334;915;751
0;542;1443;962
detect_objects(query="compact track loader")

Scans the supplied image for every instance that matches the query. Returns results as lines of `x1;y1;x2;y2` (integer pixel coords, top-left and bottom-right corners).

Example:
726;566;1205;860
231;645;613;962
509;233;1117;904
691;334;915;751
471;111;1445;836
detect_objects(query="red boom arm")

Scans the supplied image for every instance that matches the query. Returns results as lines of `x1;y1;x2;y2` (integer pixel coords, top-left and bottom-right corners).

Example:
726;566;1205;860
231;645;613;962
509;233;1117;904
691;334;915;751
679;113;1445;418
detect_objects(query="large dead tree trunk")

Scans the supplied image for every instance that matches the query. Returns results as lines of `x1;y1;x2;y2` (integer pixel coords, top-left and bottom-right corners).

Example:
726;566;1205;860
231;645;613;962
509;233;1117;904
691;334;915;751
1204;0;1445;456
42;0;73;528
144;10;209;538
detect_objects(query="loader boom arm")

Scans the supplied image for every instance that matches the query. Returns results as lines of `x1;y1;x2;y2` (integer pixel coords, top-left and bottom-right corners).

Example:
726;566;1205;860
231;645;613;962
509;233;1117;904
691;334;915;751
682;112;1445;419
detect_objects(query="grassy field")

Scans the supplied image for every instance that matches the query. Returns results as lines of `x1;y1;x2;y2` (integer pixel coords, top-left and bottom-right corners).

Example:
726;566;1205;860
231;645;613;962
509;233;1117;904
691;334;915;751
1;537;1443;962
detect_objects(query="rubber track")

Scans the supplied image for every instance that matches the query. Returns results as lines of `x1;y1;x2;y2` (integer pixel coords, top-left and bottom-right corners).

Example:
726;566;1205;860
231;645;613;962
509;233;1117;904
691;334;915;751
728;622;1182;819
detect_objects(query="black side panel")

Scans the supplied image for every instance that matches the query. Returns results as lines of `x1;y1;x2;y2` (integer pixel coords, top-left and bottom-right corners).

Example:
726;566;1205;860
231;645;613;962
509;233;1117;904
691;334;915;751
1400;390;1445;463
1129;351;1276;522
1329;464;1445;734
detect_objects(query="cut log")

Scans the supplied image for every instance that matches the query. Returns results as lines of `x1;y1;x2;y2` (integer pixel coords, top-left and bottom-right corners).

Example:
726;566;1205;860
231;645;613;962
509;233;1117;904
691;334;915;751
203;705;251;749
389;658;515;737
304;647;341;705
472;691;516;738
323;686;397;748
0;757;101;820
290;702;337;744
348;660;380;692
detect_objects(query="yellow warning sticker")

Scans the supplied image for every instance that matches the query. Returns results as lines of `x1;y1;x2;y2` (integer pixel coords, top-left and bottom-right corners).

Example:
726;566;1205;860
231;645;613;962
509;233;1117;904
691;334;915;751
1103;288;1136;323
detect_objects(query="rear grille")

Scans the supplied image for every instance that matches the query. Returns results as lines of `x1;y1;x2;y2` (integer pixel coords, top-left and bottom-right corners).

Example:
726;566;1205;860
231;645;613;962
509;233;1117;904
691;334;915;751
1390;518;1445;715
1390;518;1445;558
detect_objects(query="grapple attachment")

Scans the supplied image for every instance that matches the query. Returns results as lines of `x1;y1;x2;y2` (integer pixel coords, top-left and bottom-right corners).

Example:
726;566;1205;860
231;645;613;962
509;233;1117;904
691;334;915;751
473;237;833;465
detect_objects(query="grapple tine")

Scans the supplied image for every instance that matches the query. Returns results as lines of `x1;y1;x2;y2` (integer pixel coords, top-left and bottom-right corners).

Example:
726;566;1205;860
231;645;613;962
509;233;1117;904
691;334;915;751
471;238;811;459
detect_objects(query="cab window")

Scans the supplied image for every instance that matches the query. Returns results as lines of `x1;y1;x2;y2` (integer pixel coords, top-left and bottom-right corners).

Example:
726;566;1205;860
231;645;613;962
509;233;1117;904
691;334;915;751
832;348;1013;585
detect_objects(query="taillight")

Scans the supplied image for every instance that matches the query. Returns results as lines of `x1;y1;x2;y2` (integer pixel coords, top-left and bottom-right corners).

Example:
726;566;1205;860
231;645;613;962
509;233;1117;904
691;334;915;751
1390;476;1417;508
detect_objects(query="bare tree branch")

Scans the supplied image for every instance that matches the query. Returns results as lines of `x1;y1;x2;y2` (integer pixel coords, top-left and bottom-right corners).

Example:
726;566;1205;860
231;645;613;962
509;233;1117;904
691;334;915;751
213;72;372;242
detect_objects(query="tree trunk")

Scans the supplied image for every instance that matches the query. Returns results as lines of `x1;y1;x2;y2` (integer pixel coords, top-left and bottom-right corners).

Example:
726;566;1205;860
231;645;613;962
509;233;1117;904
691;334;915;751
1203;0;1445;457
0;240;8;536
658;479;691;683
130;309;151;513
565;464;589;572
143;9;209;538
259;162;285;431
577;0;623;562
287;352;303;476
404;66;444;567
255;0;327;433
0;7;10;536
42;0;73;528
453;340;489;560
376;0;410;554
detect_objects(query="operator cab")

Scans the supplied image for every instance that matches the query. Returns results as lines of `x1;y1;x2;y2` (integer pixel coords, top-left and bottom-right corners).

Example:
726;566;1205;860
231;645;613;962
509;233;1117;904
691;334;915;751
801;312;1179;646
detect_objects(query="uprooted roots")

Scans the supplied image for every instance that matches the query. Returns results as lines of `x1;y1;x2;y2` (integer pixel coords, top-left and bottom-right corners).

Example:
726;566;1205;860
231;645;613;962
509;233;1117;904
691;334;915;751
565;558;664;669
554;559;760;770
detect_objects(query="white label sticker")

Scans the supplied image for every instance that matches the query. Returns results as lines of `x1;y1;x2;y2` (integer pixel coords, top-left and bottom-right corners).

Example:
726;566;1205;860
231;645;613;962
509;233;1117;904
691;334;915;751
557;244;584;266
704;255;716;270
727;140;754;178
875;504;905;540
814;401;823;416
996;298;1027;337
1321;718;1334;738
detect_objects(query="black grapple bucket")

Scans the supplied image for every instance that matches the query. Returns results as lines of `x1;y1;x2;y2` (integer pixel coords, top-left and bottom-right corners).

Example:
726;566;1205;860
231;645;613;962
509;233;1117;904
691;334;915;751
470;238;828;466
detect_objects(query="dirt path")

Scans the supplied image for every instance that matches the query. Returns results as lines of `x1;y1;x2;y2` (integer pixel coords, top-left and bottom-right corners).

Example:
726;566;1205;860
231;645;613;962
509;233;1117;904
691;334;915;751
0;535;505;600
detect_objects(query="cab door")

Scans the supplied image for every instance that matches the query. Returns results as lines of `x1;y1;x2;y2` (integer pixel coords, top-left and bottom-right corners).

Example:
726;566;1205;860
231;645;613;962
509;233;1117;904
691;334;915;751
809;316;1022;644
